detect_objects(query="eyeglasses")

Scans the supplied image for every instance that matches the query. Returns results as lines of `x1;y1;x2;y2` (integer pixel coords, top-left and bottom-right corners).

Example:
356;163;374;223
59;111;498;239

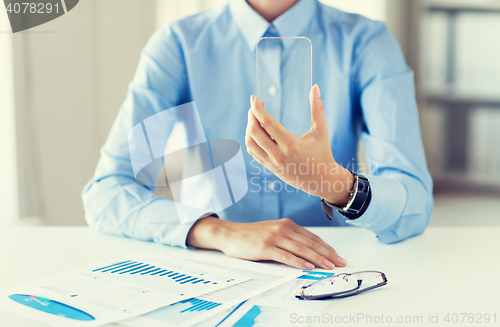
296;271;387;300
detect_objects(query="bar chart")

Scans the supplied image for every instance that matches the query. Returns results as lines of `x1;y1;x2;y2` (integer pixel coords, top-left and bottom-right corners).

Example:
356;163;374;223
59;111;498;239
137;297;223;325
224;299;327;327
233;305;263;327
297;270;335;281
1;252;251;327
175;298;222;312
92;259;233;286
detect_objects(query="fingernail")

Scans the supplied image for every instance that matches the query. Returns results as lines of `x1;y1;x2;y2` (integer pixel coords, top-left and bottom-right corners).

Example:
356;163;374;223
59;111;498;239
250;95;256;103
324;259;335;269
315;85;321;99
304;262;315;270
337;257;348;266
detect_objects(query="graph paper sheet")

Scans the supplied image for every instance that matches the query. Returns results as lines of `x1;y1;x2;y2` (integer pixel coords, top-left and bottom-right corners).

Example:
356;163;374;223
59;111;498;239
0;252;250;327
216;298;327;327
214;271;335;327
120;251;302;327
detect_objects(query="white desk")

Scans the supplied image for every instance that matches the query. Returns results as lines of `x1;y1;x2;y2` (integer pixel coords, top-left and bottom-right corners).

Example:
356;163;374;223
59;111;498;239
1;227;499;326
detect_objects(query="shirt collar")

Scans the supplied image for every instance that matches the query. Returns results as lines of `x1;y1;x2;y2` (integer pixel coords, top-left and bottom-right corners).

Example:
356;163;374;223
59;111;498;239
229;0;317;50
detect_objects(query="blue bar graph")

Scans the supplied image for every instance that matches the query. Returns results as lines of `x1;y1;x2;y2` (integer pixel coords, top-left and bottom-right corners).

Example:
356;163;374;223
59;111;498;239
131;266;156;275
140;297;223;324
92;261;214;285
142;267;161;275
108;262;142;273
110;263;143;274
92;260;132;272
298;270;335;280
177;298;221;313
103;262;138;273
150;269;166;276
233;305;261;327
120;264;149;274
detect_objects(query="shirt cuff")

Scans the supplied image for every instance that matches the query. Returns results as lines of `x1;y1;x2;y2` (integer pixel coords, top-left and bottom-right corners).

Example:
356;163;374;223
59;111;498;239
137;199;215;249
345;174;407;233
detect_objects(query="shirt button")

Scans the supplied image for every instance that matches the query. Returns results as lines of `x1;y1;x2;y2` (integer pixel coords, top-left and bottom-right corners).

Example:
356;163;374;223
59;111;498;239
267;86;277;96
267;182;276;191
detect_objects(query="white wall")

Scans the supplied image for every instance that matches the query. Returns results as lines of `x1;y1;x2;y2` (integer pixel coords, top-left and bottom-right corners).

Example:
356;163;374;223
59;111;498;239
0;8;19;225
320;0;387;21
156;0;227;27
14;0;156;226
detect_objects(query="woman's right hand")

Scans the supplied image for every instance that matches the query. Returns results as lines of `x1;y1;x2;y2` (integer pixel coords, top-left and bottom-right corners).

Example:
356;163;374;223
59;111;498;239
186;216;347;270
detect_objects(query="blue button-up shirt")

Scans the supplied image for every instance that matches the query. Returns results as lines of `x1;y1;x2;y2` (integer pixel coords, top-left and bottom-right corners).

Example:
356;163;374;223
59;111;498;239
82;0;433;247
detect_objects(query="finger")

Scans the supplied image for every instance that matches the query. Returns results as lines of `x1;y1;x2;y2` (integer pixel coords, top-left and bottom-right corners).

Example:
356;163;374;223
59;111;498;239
287;232;337;269
289;223;335;253
267;246;315;270
282;219;336;253
250;95;293;145
278;238;334;270
309;84;328;134
247;108;277;153
245;133;269;162
288;223;347;267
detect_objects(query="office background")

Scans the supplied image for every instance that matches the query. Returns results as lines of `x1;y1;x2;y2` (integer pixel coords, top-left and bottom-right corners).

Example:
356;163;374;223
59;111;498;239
1;0;499;228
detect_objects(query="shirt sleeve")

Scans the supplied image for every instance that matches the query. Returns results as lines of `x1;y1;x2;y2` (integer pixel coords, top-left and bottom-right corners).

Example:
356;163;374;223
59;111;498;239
82;25;202;248
346;21;434;243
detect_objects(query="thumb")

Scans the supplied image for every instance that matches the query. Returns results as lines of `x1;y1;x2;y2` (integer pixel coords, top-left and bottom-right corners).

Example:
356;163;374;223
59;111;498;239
309;84;327;133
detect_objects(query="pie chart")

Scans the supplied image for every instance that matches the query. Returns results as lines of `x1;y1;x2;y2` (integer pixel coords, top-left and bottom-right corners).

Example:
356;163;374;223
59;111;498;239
8;294;94;321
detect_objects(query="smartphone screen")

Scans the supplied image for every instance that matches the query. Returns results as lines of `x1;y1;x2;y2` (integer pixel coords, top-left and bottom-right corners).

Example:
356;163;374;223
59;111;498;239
257;37;312;137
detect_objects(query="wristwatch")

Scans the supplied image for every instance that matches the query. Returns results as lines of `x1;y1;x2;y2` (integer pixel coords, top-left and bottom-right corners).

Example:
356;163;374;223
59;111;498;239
320;171;371;220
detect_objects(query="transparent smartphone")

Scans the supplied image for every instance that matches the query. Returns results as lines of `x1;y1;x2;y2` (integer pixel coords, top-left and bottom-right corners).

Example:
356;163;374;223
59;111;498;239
257;37;312;136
